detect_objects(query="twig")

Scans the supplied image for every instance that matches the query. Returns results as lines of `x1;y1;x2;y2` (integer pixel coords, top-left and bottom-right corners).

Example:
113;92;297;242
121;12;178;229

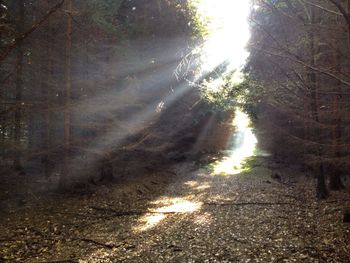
54;211;105;219
300;0;342;16
324;199;350;204
90;206;145;216
38;260;78;263
90;206;180;216
204;202;293;206
77;238;117;249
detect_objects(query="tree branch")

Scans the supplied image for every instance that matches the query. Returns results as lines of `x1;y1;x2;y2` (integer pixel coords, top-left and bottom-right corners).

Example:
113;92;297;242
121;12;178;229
301;0;342;16
0;0;65;63
327;0;350;27
250;45;350;87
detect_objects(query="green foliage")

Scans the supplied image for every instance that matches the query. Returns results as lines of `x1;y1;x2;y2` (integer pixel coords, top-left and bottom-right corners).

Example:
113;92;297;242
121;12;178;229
187;0;210;39
87;0;206;43
89;0;124;35
200;73;240;111
236;77;265;120
199;70;265;118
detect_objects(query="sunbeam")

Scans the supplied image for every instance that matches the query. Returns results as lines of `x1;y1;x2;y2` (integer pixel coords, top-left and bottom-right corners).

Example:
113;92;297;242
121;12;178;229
196;0;251;75
2;0;349;261
211;109;258;175
64;81;193;183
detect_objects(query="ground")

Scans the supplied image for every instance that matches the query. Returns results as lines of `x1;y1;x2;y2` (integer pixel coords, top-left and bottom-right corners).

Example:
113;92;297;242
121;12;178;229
0;156;349;262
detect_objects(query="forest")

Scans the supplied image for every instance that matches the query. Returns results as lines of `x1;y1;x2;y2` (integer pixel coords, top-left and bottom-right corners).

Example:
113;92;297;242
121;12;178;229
0;0;349;262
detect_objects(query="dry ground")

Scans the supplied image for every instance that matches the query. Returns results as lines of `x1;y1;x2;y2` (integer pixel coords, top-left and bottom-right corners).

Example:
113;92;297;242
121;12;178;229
0;157;349;262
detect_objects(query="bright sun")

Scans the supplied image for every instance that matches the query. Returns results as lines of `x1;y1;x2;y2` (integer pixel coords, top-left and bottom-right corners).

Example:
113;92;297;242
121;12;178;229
196;0;251;75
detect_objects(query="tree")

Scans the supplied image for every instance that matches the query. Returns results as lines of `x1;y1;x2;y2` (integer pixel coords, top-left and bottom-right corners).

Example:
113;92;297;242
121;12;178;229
13;0;25;171
61;0;73;188
244;0;350;198
0;0;206;190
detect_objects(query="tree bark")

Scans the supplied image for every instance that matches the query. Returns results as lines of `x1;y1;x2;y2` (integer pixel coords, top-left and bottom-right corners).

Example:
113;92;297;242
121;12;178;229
329;39;344;191
327;0;350;48
42;3;54;178
13;1;25;171
308;6;328;199
60;0;72;188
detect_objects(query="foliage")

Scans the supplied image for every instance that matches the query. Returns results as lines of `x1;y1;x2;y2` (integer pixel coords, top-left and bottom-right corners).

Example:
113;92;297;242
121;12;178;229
236;77;265;120
245;0;350;196
199;73;240;111
89;0;125;35
85;0;205;42
198;68;265;120
0;0;212;189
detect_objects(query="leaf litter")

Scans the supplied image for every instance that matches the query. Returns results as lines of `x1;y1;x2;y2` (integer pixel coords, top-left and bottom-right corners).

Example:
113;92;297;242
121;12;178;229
0;157;349;262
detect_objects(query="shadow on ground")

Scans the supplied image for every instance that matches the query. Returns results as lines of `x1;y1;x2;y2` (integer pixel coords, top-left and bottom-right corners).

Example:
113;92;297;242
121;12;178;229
1;156;349;262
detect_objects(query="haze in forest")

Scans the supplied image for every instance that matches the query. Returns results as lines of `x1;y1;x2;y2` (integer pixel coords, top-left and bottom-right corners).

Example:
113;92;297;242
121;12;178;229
0;0;349;262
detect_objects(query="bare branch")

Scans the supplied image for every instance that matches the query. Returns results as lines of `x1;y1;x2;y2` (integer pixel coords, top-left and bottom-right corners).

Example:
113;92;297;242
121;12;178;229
0;0;65;63
301;0;342;16
327;0;350;26
249;45;350;87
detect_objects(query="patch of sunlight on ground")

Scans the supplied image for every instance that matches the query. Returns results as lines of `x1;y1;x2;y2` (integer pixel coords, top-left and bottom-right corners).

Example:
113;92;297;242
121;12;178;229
155;200;201;213
133;197;202;232
195;184;211;191
184;181;199;187
136;214;167;232
194;212;212;226
211;108;258;176
184;180;211;191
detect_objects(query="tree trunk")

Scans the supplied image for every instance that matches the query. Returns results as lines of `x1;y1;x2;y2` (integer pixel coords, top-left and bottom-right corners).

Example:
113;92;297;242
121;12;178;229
100;156;114;182
41;5;53;178
347;0;350;48
13;1;25;171
303;83;310;172
60;0;73;188
308;7;328;199
329;40;344;191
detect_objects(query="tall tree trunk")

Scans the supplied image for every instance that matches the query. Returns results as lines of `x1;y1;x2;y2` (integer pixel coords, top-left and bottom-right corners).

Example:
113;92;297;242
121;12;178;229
329;39;344;190
60;0;72;188
13;1;25;171
42;3;53;178
308;7;328;199
347;0;350;48
303;85;310;172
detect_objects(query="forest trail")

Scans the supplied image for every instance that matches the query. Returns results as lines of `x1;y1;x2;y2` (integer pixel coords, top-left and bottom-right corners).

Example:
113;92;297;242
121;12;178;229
2;1;350;262
0;157;349;262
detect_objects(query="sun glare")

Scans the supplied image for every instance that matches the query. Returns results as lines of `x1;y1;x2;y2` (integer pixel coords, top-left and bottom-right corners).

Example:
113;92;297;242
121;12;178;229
196;0;251;74
212;109;257;175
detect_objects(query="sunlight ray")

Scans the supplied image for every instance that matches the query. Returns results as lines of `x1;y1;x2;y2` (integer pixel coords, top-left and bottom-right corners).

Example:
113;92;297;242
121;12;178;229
212;109;257;175
196;0;251;76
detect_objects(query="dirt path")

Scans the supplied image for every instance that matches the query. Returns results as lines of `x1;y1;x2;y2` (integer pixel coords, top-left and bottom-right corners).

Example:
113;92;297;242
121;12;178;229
0;158;349;262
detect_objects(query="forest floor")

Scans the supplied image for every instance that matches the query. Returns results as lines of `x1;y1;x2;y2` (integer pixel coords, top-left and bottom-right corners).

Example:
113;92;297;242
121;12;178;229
0;156;350;262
